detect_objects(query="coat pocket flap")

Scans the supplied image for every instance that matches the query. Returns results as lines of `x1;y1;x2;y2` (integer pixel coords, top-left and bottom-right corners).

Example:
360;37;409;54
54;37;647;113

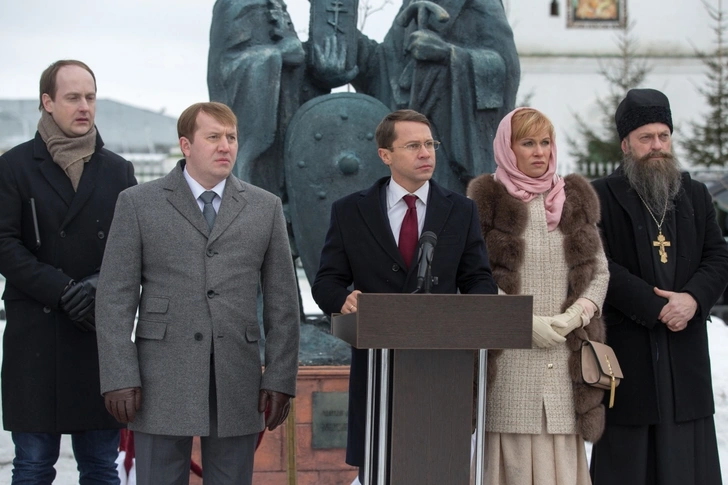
135;320;168;340
245;325;261;342
143;297;169;314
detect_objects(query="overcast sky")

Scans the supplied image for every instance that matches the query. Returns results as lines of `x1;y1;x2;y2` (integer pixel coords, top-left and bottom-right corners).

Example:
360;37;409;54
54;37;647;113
0;0;397;117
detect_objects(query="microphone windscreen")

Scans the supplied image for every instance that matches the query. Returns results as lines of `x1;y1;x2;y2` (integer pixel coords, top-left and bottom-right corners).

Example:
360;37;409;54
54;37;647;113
419;231;437;247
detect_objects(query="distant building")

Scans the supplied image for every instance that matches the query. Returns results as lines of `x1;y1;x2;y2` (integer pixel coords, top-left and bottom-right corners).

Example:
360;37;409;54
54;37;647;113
506;0;714;174
0;99;179;182
506;0;728;235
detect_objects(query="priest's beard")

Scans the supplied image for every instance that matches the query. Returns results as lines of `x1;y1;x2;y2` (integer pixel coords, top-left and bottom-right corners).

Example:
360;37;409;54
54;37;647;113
622;148;682;215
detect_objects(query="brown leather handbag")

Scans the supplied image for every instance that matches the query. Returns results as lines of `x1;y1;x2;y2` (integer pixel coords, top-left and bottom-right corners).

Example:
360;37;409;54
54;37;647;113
581;340;624;408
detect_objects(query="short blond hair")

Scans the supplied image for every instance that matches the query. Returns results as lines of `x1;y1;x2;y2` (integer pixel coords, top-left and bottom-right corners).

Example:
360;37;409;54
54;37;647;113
177;102;237;141
511;108;554;144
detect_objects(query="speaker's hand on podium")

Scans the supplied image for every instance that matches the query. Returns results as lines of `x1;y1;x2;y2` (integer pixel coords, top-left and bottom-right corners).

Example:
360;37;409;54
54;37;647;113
341;290;362;314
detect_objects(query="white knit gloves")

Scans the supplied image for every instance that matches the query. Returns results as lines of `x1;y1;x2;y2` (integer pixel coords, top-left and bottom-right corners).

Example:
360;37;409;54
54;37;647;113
551;302;585;337
532;299;598;348
532;315;567;348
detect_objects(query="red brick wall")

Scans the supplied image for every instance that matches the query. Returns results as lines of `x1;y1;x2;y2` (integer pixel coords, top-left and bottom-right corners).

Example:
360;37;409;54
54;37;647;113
190;365;357;485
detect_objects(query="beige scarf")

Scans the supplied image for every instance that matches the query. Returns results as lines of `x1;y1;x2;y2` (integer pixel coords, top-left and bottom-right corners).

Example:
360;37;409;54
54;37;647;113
37;110;97;191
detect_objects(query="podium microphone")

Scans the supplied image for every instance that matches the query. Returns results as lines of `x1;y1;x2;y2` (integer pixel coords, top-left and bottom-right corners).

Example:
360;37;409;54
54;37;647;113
414;231;438;293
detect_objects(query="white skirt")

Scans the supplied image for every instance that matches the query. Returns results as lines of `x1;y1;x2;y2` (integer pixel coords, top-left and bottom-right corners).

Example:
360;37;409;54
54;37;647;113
473;407;591;485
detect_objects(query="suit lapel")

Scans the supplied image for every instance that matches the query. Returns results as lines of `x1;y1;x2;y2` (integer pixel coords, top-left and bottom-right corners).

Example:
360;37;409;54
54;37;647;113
357;179;405;267
36;132;107;228
62;152;102;228
208;176;247;245
36;136;74;207
422;181;453;237
607;171;655;281
164;162;211;238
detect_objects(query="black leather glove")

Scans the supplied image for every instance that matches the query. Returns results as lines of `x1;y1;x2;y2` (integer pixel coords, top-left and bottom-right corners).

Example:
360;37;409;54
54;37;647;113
104;387;142;424
60;273;99;324
73;308;96;332
258;389;292;431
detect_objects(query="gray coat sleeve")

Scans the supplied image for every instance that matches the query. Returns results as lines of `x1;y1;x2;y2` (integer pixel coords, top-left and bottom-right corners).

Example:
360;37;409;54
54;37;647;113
96;189;143;394
259;196;301;396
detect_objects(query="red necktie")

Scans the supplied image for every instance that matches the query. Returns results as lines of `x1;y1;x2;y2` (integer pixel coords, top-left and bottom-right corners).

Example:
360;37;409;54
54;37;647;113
399;195;418;269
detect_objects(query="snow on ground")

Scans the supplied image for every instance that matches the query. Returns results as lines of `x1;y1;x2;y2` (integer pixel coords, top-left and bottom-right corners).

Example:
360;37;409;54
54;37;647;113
709;315;728;476
0;311;725;483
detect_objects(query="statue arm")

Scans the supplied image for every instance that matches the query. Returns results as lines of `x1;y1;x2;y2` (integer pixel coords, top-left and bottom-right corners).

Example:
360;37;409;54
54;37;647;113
468;47;507;110
349;32;385;96
407;30;507;110
406;30;452;64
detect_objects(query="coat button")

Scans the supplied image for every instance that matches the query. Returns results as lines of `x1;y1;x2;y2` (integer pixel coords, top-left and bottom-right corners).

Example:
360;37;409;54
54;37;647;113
59;231;66;238
207;290;215;298
206;249;214;257
97;231;105;239
194;333;204;341
547;363;553;369
391;264;400;272
43;306;51;314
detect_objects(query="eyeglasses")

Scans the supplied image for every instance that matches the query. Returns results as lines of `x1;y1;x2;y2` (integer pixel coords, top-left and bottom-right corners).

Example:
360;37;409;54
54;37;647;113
389;140;441;152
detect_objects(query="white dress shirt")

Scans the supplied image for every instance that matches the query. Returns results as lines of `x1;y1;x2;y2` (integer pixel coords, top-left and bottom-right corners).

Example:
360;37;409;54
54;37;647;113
183;165;226;214
386;179;429;245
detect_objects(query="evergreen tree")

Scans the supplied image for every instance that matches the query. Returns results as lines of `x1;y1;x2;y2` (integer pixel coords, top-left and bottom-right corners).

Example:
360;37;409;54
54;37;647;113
683;0;728;168
567;20;651;178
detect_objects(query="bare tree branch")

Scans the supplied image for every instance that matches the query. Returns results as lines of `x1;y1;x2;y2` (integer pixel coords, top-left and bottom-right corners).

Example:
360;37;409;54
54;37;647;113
358;0;394;31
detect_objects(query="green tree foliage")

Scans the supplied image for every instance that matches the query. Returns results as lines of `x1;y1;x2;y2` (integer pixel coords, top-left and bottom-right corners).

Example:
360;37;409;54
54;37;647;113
567;20;651;178
683;0;728;168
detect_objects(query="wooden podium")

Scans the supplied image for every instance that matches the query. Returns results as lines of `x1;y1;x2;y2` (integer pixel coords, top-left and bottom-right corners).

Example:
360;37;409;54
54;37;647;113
332;293;532;485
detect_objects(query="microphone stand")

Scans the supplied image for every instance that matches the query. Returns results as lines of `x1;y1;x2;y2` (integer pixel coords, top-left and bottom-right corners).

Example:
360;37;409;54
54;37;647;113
422;265;437;293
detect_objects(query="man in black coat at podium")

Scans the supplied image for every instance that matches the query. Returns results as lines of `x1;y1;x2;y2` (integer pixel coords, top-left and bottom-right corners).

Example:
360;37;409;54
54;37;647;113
312;109;497;481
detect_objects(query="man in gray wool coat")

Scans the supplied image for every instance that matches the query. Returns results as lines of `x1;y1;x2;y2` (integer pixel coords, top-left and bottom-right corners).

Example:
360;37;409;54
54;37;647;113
95;101;300;485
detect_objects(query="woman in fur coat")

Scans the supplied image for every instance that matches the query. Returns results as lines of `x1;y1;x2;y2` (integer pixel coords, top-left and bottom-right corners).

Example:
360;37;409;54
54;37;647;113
467;108;610;485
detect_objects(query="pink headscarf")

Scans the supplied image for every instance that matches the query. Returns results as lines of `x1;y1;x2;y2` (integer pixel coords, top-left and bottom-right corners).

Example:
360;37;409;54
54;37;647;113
493;107;566;232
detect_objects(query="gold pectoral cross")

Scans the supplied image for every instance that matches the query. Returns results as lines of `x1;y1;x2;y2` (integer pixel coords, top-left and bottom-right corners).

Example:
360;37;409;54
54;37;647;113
653;231;671;264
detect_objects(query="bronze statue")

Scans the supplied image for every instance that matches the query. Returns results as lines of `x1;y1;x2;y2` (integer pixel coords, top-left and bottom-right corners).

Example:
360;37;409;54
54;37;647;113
345;0;521;191
207;0;520;362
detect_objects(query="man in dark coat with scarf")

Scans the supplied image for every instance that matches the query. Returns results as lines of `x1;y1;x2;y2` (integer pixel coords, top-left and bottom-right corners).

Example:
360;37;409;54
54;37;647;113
0;60;136;484
590;88;728;485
